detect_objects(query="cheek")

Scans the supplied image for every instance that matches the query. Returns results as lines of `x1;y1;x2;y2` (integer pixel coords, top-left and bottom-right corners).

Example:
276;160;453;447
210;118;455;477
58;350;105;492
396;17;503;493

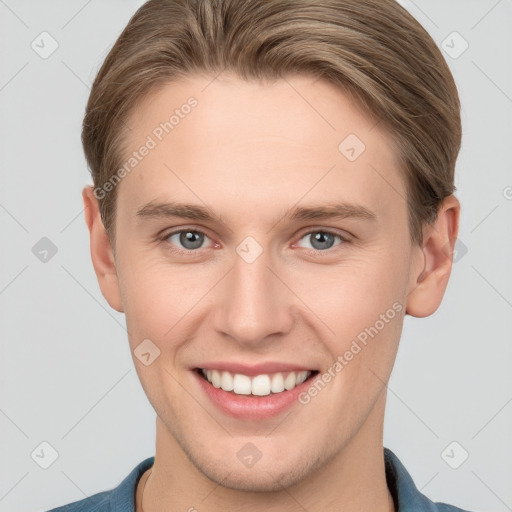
296;248;408;371
303;252;405;327
118;253;216;344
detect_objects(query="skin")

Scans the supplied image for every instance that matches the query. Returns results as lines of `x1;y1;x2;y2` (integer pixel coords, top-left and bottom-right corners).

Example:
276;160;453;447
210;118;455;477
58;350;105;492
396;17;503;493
83;72;460;512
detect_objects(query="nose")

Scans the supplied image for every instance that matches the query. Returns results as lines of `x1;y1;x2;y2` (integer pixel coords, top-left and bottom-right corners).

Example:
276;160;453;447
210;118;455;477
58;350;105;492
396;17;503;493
212;246;295;348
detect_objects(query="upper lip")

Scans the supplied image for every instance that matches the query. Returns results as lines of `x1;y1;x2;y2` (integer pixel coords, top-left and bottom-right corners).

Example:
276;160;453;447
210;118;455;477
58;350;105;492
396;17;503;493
193;361;317;377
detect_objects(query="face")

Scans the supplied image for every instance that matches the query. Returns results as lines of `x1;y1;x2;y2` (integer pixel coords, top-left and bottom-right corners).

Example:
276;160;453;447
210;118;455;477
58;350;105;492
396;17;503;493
97;73;427;491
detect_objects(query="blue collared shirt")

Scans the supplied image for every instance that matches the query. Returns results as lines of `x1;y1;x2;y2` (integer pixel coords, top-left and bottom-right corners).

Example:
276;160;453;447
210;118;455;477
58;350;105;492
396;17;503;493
46;447;473;511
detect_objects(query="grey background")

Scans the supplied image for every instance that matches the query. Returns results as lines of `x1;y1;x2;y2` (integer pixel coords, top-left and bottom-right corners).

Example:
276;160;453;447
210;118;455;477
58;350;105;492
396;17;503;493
0;1;511;511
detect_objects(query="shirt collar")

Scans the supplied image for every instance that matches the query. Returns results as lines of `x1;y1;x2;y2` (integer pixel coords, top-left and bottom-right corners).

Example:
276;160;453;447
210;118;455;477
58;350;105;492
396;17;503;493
109;455;154;511
385;447;441;511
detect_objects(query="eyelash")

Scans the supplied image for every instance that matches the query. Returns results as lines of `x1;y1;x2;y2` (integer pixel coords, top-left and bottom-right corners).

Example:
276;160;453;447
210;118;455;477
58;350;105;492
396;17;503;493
160;227;350;256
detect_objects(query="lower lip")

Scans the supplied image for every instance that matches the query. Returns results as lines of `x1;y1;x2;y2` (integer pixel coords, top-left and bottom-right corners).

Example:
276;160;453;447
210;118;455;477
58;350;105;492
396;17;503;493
193;370;318;420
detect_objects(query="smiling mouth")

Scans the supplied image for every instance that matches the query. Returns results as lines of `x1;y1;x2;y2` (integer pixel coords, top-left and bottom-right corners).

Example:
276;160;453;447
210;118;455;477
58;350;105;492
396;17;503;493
195;368;319;396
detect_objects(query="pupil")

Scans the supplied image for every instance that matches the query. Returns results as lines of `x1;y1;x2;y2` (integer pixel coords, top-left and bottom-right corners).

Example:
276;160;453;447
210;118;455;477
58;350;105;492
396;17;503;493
311;232;334;250
180;231;203;249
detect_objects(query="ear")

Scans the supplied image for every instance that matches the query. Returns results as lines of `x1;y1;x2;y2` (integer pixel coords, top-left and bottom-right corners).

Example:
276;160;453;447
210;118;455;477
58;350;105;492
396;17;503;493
82;186;124;312
406;194;460;317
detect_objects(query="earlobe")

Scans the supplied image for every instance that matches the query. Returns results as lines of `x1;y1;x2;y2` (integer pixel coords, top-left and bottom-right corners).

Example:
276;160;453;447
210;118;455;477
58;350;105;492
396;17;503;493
82;186;124;313
405;195;460;318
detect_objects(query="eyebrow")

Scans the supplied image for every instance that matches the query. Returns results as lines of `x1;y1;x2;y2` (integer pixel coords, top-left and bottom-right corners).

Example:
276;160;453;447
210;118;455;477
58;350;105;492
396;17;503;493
136;200;377;225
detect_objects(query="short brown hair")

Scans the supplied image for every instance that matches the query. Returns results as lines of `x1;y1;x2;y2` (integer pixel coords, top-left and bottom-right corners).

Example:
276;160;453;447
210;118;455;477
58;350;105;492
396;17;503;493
82;0;461;246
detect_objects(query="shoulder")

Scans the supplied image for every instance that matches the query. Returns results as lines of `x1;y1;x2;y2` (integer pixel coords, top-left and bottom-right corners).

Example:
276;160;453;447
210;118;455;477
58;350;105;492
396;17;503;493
435;504;474;512
45;490;111;512
384;447;474;512
44;456;155;512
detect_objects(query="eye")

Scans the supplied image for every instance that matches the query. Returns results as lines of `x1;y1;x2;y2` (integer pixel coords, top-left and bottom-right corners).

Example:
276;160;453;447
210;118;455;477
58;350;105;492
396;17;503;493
296;230;347;251
165;229;212;252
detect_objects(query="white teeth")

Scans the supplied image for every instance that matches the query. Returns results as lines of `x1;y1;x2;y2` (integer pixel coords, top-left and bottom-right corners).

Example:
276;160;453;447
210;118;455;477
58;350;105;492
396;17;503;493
221;371;234;391
233;374;252;394
211;369;221;388
271;373;285;393
296;370;308;385
251;374;271;396
201;369;312;396
284;372;297;390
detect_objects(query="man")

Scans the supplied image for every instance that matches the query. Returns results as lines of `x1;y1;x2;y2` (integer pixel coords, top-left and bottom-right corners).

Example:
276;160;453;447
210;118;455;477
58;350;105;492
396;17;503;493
48;0;471;510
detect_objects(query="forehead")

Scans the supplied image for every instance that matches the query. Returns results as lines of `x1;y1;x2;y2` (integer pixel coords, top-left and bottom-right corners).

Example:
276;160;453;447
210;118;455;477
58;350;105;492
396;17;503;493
117;73;405;227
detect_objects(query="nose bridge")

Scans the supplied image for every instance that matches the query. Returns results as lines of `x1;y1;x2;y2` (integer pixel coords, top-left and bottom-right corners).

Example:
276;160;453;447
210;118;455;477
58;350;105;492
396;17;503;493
214;242;293;345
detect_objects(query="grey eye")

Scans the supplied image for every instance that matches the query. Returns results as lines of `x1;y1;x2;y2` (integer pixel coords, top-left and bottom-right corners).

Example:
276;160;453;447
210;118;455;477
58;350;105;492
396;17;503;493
168;230;206;250
298;231;341;251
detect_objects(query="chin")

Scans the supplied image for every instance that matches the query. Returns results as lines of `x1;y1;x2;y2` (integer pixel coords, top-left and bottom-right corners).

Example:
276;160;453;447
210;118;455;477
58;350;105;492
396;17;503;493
194;458;313;492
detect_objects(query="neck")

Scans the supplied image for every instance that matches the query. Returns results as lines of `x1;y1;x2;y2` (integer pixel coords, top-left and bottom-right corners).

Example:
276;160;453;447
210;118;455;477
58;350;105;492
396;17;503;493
137;392;394;512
